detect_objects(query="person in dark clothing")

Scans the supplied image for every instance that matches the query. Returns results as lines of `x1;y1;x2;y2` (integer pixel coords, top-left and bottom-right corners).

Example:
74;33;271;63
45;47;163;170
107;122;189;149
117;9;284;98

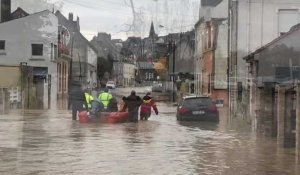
140;92;158;120
122;90;142;122
108;97;118;112
69;81;87;120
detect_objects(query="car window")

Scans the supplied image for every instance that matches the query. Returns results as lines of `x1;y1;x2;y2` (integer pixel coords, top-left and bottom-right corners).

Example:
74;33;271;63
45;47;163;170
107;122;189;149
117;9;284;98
183;98;212;107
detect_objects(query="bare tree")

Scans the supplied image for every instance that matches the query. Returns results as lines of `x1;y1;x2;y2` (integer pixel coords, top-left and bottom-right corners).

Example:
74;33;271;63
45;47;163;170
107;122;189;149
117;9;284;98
123;0;145;37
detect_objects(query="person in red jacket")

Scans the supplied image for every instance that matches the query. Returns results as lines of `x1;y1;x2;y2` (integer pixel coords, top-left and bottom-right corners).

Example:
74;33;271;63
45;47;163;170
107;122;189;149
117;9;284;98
140;92;158;120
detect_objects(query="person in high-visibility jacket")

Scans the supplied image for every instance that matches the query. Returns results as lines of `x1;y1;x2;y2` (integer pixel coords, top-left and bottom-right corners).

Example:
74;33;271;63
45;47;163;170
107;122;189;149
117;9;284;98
98;88;113;110
83;89;94;110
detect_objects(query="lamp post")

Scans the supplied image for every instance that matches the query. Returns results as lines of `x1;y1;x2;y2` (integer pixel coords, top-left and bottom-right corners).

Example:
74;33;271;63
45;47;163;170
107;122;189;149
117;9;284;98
159;25;176;102
170;41;176;102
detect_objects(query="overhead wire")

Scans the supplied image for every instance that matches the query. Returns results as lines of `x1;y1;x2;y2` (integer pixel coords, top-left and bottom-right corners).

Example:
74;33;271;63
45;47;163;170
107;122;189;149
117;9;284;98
63;0;199;38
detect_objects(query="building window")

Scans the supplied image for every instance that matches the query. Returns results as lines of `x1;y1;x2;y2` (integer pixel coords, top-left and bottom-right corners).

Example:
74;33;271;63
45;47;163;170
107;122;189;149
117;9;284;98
278;9;299;36
0;40;5;50
54;44;58;60
145;72;148;80
32;44;43;56
208;74;211;94
203;23;214;50
150;73;154;79
51;43;53;60
51;44;58;60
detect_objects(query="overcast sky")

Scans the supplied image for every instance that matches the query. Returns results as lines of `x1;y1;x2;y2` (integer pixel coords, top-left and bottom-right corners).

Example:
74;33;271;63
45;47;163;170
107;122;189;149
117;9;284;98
12;0;200;41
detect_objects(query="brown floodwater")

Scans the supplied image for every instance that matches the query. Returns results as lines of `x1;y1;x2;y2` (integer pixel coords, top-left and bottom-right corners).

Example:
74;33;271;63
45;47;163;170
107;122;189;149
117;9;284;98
0;103;299;175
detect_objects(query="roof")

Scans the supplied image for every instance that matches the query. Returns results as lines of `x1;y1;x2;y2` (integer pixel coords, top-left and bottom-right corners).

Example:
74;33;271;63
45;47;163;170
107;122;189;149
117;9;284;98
76;32;98;54
137;62;154;69
183;95;210;99
55;10;98;54
11;7;29;19
244;23;300;62
0;10;51;24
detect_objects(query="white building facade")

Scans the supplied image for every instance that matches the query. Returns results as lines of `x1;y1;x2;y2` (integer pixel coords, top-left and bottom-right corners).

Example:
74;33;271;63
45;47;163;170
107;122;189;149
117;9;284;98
0;10;58;109
115;62;135;87
235;0;300;85
86;45;97;88
230;0;300;118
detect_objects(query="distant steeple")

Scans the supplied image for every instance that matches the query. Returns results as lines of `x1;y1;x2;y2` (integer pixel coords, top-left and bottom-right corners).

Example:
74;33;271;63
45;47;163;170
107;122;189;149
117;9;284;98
149;21;157;39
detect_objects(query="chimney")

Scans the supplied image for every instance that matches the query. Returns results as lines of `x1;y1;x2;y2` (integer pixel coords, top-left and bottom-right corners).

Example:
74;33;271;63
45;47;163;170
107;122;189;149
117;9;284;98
76;16;80;32
1;0;11;22
68;12;73;21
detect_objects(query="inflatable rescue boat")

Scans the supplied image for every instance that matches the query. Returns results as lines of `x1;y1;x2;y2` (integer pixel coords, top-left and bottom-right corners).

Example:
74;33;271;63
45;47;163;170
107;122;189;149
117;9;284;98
79;111;129;124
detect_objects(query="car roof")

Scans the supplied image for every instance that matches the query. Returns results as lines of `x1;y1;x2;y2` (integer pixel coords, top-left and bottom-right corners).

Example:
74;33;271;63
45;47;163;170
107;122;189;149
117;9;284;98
182;95;210;100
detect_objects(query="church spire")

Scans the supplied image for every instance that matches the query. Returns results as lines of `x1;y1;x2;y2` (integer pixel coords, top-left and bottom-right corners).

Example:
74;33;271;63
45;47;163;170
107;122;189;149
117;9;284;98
149;21;157;39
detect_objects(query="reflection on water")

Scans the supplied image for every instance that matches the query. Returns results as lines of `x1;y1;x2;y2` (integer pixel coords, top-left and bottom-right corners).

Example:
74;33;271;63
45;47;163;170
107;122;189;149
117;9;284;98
57;97;69;110
0;103;299;175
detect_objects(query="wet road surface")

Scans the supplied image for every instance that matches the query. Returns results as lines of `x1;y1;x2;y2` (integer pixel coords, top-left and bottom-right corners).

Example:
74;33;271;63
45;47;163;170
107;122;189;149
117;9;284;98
0;103;299;175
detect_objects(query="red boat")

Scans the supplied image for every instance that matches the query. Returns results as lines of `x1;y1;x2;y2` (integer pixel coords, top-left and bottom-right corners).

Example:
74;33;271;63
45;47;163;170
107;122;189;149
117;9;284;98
79;111;129;124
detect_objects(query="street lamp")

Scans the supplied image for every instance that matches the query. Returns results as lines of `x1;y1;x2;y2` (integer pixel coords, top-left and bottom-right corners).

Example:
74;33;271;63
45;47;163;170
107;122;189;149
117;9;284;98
159;25;176;102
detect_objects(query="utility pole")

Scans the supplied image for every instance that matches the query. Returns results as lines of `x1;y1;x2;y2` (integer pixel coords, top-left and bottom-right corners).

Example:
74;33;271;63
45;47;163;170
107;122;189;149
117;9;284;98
68;33;74;109
172;40;176;102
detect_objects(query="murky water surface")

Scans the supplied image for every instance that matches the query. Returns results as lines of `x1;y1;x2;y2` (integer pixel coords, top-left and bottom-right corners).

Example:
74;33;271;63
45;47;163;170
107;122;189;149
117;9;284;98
0;103;299;175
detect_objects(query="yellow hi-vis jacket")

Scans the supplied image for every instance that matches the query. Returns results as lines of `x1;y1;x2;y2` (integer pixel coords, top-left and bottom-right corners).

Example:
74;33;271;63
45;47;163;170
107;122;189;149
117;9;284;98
83;92;94;109
98;92;112;108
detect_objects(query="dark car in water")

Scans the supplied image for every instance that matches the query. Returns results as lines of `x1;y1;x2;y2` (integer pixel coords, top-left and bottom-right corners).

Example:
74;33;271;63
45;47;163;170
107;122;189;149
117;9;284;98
176;95;219;122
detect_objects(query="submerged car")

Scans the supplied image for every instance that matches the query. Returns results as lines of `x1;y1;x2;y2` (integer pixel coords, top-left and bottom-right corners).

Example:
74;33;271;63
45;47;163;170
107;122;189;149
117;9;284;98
176;95;219;122
106;81;116;89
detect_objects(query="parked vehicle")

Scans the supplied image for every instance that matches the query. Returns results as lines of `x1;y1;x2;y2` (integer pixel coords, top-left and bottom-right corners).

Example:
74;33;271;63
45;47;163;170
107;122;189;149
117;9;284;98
151;83;163;92
106;81;116;89
176;95;219;122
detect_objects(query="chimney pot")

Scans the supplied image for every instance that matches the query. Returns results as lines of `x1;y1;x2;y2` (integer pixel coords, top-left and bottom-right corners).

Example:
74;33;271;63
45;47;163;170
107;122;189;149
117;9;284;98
69;13;73;21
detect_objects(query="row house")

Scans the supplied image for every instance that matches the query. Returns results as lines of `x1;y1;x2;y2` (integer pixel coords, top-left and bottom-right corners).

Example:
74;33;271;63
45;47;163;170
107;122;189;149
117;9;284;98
244;23;300;160
114;61;135;87
194;0;228;106
55;11;98;89
90;32;122;83
229;0;300;118
195;0;300;112
136;61;157;85
0;10;58;109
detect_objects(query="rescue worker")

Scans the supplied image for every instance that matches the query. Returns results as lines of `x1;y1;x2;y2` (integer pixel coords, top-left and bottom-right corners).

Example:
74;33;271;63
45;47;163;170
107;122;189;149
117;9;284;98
140;92;158;120
69;81;87;120
98;88;113;111
122;90;143;122
83;89;94;110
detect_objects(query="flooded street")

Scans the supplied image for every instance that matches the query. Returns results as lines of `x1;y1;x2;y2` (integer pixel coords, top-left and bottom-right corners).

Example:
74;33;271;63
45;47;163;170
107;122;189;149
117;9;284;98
0;102;299;175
